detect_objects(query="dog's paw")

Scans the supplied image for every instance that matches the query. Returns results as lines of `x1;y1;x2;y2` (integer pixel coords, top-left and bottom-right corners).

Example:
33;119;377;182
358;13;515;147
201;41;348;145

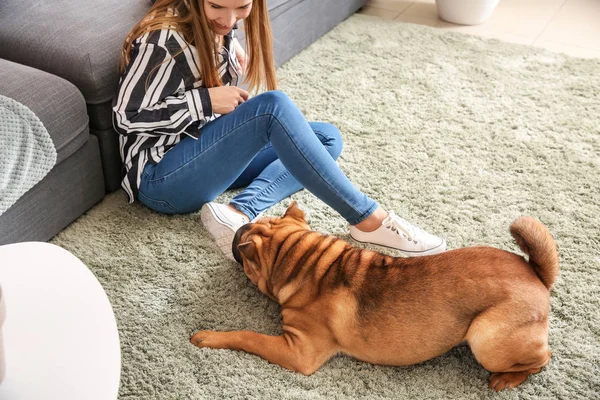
191;330;217;348
489;371;530;391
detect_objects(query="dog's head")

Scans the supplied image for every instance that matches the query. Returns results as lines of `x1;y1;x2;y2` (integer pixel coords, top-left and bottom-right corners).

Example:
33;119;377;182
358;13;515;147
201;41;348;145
232;201;310;299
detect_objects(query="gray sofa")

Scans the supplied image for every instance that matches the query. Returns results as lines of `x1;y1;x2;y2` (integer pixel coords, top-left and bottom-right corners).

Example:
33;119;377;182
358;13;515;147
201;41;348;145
0;0;366;245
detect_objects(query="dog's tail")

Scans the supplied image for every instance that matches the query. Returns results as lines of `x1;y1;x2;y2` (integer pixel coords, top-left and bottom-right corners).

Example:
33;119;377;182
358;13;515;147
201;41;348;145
510;216;559;290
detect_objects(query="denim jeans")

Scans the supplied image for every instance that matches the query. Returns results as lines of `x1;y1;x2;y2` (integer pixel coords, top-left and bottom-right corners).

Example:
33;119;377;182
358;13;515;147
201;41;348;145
138;90;378;224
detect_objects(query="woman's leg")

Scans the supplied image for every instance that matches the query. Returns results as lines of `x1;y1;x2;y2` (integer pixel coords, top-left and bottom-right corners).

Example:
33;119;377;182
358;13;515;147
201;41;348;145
229;122;343;220
140;91;375;223
196;121;343;259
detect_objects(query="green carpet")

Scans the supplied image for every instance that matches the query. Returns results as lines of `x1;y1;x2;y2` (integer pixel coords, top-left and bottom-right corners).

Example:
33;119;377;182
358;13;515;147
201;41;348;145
52;14;600;399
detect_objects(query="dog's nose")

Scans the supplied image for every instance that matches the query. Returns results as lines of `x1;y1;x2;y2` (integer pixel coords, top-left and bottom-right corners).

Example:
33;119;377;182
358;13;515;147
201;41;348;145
232;223;253;264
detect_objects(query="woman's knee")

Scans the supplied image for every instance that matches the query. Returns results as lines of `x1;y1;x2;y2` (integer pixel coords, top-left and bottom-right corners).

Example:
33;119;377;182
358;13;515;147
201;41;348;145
256;90;298;118
258;90;291;105
256;92;343;158
312;122;343;160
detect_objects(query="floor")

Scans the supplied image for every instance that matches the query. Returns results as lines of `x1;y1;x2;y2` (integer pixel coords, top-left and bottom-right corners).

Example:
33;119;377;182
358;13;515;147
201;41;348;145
360;0;600;58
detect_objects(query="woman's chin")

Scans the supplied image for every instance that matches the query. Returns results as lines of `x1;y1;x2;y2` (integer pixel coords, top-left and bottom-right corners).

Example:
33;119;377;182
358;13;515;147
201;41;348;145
212;24;232;35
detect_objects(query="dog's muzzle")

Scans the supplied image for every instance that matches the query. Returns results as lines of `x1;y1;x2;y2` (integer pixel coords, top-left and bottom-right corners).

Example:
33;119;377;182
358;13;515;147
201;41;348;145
232;223;253;264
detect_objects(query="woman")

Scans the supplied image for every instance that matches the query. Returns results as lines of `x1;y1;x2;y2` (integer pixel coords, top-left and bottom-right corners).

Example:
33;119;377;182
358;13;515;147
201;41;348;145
112;0;446;259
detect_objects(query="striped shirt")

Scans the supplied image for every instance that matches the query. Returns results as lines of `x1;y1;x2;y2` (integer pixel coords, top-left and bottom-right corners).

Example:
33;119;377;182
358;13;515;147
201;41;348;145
112;25;240;202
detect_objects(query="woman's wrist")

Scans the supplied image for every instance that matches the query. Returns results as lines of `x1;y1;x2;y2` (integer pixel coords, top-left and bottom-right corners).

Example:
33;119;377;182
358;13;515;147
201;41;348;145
185;87;214;121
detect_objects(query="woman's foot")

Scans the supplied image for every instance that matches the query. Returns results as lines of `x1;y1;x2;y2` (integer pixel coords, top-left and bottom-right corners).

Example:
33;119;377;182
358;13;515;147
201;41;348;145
201;202;250;260
349;211;446;257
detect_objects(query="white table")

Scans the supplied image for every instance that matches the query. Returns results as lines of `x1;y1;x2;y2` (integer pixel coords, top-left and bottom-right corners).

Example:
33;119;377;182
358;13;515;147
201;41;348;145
0;242;121;399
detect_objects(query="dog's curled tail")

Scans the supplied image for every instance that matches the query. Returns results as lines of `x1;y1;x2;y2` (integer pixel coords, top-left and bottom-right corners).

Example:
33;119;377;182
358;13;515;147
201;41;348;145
510;216;559;290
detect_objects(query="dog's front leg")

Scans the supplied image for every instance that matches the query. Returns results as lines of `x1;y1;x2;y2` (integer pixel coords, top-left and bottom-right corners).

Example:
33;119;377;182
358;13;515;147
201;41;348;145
191;330;334;375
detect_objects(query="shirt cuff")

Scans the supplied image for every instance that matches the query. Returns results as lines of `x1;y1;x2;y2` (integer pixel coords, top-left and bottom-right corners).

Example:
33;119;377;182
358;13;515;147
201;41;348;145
185;87;213;122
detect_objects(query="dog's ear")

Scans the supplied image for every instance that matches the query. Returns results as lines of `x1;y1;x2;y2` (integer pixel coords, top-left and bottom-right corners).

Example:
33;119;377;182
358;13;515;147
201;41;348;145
237;241;257;261
283;200;306;222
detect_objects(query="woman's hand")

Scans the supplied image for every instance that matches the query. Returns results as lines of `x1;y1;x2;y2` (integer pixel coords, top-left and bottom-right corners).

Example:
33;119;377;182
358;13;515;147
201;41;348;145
208;86;249;115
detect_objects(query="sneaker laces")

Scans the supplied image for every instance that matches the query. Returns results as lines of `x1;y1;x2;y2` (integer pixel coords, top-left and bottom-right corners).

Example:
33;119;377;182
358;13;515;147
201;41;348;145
232;213;250;229
382;212;421;243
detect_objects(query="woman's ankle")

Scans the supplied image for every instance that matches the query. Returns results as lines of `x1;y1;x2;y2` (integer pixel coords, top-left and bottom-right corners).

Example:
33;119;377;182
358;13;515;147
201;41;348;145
227;204;251;221
352;208;387;232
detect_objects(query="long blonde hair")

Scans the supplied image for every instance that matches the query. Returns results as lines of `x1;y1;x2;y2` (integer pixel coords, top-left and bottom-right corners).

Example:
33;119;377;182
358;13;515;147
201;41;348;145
119;0;276;93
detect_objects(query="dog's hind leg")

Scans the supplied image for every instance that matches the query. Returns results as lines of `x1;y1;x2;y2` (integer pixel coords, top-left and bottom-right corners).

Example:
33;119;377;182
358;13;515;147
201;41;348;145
191;329;337;375
466;308;551;391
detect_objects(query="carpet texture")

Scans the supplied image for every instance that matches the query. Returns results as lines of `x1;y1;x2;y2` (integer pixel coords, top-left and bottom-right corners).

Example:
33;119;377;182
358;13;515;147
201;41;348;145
51;14;600;399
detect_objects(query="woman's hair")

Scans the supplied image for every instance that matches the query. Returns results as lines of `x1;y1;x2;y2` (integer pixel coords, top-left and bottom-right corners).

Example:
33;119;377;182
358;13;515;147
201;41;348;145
119;0;276;93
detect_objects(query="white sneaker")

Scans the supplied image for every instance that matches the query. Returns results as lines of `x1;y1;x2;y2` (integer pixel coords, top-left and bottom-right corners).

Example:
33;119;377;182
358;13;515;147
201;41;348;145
349;211;446;257
201;202;250;260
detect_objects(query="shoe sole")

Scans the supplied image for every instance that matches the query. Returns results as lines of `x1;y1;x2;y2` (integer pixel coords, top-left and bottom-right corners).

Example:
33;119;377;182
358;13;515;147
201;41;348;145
350;237;447;258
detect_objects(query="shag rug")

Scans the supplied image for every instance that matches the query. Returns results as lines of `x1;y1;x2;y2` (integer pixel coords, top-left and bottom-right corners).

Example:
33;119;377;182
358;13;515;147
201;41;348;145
52;14;600;399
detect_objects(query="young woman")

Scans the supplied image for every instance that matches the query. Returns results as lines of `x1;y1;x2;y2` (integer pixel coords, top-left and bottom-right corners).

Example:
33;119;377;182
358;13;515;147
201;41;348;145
113;0;446;260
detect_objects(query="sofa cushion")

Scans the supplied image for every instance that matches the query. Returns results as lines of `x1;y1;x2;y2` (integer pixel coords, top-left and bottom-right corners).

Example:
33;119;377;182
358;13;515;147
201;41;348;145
0;59;89;164
0;135;105;245
269;0;301;18
0;0;149;105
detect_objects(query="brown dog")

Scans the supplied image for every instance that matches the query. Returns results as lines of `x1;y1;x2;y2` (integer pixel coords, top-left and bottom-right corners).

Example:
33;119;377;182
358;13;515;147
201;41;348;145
191;202;559;391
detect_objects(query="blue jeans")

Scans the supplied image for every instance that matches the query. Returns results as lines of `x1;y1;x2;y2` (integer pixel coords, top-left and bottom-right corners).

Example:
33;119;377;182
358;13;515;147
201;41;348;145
138;90;378;224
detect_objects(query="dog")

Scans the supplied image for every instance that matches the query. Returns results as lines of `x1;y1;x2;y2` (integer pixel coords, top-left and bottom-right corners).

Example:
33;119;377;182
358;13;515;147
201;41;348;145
191;201;559;391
